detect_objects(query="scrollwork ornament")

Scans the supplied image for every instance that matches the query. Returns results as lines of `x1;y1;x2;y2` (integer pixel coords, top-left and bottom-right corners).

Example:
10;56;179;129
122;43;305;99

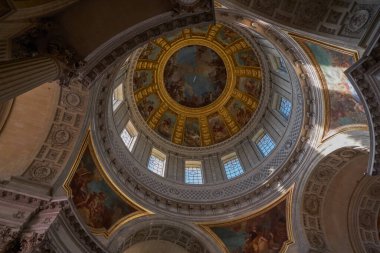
359;209;374;229
314;167;335;183
304;194;320;215
133;229;149;243
53;129;70;144
348;9;370;32
65;92;81;107
187;238;203;253
306;230;326;250
161;227;177;239
31;166;54;180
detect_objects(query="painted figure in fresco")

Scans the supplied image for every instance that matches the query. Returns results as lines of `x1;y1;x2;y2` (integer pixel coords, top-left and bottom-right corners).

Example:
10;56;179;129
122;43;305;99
305;43;367;130
70;148;136;230
138;98;155;120
71;161;92;205
243;231;270;253
184;121;201;146
329;78;365;126
86;191;107;227
211;118;229;142
211;201;287;253
139;44;154;59
237;50;258;66
164;45;227;108
133;71;148;90
218;27;239;45
233;102;251;126
158;117;172;139
243;78;261;98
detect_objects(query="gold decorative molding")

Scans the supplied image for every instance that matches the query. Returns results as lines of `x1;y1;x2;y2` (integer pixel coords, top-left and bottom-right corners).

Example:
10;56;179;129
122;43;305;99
132;24;264;146
290;33;368;142
200;185;295;253
134;84;158;103
234;67;262;78
63;130;152;238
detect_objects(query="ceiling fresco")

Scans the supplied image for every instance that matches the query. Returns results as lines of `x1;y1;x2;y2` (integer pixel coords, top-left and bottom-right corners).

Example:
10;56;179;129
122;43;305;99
133;24;262;147
204;192;293;253
164;45;227;108
292;35;368;139
64;134;147;237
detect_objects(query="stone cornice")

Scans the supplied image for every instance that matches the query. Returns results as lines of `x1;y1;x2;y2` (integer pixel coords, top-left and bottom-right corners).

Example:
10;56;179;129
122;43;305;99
90;10;322;221
346;29;380;176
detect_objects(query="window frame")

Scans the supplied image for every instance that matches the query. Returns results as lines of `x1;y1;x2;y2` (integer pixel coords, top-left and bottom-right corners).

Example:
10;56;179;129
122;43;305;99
222;153;244;180
278;96;292;120
112;83;123;111
184;160;204;184
256;132;276;157
120;120;138;152
147;148;166;177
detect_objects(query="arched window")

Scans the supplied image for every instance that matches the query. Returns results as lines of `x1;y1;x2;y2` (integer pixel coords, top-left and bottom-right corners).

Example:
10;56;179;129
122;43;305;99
256;133;276;157
222;153;244;180
147;148;166;177
185;161;203;184
112;83;123;111
120;121;138;151
278;97;291;120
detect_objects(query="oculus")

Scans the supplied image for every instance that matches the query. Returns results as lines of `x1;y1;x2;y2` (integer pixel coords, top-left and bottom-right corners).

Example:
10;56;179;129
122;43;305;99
164;45;227;108
132;24;263;147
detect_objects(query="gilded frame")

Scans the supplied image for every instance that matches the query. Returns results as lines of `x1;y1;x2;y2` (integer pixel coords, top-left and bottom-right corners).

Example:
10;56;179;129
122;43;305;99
63;129;152;238
200;185;294;253
291;34;368;141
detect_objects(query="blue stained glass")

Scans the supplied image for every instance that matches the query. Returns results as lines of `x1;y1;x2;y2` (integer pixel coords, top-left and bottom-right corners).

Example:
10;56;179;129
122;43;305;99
185;167;203;184
279;97;291;119
224;158;244;179
257;133;276;157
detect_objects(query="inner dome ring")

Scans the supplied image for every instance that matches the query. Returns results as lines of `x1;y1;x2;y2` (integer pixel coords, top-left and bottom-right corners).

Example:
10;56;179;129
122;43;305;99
164;45;226;108
156;38;235;116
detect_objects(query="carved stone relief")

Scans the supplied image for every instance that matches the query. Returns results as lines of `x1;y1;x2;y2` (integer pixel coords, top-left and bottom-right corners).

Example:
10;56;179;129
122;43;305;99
22;81;88;185
108;217;217;253
218;0;380;46
346;33;380;176
301;148;366;252
90;10;321;221
350;176;380;253
0;188;106;253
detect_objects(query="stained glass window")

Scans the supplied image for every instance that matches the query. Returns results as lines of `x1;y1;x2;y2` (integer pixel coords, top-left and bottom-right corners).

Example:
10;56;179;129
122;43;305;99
147;148;166;177
223;153;244;180
185;161;203;184
120;121;138;151
112;83;123;111
257;133;276;157
279;97;291;119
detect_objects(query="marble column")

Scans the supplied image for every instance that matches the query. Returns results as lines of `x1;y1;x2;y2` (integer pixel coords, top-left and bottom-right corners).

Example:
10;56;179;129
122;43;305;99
0;56;61;102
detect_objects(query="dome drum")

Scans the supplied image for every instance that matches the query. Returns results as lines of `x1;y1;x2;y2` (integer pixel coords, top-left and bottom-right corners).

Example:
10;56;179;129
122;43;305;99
91;18;315;221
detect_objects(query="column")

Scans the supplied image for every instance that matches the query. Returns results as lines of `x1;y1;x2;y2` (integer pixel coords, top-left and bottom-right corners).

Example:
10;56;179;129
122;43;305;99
0;56;61;102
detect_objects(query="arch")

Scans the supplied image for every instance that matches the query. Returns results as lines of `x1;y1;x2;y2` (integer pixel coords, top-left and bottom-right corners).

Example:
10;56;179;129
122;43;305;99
107;216;221;253
349;173;380;253
0;82;60;180
294;135;369;252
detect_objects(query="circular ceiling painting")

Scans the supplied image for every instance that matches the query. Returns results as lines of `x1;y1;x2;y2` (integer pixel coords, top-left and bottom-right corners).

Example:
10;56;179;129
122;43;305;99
164;45;227;108
132;24;263;147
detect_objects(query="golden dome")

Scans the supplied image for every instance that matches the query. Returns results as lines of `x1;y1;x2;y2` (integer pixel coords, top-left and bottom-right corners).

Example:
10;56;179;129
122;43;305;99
133;24;262;147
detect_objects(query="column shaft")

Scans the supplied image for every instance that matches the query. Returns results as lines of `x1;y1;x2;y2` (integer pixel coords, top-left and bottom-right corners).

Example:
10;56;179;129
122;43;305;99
0;56;61;102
